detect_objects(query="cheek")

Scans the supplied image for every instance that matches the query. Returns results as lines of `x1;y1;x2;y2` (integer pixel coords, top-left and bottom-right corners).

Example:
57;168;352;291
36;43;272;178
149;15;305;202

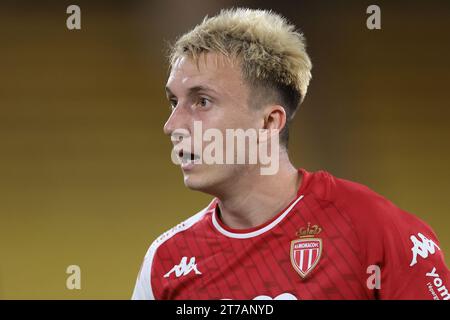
219;106;257;130
195;104;257;133
230;110;259;130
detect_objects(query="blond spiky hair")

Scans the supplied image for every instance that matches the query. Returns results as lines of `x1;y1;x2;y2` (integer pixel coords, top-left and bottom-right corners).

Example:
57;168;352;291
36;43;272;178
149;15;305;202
169;7;312;105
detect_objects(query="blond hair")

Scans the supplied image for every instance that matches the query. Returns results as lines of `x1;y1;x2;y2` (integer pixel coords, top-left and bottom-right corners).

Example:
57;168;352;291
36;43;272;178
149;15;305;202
169;8;313;144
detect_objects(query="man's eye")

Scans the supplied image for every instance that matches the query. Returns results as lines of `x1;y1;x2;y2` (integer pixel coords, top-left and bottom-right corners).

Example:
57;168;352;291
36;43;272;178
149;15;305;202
169;99;178;109
197;97;211;108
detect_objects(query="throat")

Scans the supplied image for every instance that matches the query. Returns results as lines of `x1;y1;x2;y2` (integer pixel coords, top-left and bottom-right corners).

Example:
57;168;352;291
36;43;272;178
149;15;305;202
215;170;302;230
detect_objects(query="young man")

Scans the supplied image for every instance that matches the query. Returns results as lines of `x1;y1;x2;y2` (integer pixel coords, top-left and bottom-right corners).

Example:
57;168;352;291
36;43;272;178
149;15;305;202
132;8;449;300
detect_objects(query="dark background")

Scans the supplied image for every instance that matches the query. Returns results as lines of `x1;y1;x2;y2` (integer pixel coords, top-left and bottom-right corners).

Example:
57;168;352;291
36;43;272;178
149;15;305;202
0;0;449;298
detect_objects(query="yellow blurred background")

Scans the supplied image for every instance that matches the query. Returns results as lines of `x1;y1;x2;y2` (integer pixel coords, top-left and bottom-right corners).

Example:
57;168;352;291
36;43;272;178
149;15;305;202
0;0;449;299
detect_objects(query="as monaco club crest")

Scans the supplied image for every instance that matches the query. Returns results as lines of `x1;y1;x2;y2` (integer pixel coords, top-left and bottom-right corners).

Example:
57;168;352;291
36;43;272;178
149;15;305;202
290;223;323;279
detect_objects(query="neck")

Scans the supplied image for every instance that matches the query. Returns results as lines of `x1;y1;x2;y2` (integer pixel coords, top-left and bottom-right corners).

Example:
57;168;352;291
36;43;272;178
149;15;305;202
215;152;302;230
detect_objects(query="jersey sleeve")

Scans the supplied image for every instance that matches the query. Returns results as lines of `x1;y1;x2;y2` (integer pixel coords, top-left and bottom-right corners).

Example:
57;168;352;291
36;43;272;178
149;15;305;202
131;242;157;300
375;205;449;300
329;175;450;300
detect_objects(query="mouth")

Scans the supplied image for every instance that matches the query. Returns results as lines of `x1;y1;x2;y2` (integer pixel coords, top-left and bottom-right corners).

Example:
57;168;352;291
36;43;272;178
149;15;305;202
178;149;201;167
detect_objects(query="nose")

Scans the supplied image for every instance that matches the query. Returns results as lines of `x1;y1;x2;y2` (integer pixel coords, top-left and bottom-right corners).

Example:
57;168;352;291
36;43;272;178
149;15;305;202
163;104;190;139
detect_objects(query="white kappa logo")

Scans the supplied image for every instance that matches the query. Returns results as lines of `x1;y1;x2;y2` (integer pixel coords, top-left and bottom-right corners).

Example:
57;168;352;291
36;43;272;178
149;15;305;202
410;233;440;267
164;256;202;278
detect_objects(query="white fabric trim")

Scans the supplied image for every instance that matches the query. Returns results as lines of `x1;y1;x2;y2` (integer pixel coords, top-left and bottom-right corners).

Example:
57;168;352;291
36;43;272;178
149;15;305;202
212;195;304;239
131;205;212;300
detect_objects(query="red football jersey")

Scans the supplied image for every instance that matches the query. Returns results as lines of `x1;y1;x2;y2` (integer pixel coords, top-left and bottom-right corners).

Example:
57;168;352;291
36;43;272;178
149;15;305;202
132;169;449;300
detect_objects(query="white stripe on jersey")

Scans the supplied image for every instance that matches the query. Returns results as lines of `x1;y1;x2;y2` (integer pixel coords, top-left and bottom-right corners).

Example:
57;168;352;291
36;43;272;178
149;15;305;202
131;202;213;300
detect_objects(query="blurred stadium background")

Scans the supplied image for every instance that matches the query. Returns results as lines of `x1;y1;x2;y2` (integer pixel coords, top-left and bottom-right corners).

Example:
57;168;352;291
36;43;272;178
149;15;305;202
0;0;449;298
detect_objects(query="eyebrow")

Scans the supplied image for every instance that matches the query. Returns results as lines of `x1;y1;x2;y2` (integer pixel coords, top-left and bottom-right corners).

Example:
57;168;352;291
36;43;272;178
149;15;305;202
165;85;219;98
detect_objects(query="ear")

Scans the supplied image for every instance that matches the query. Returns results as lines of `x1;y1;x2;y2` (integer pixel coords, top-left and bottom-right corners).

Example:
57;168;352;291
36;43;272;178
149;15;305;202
264;105;287;132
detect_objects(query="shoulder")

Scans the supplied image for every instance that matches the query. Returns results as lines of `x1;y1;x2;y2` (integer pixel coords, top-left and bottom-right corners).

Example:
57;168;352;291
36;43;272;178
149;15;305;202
326;172;432;234
305;169;431;233
145;202;213;260
307;170;440;264
132;202;214;299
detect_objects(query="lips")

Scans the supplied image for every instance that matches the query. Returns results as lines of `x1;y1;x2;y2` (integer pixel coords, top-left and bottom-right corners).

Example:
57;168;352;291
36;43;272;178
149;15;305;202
178;149;201;165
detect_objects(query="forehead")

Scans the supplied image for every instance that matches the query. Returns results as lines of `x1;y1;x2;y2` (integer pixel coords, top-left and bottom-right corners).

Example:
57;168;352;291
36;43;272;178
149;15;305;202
166;53;245;95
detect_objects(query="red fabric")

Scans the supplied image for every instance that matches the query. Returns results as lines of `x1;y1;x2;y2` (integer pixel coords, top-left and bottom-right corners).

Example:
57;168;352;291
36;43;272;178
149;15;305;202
149;169;449;300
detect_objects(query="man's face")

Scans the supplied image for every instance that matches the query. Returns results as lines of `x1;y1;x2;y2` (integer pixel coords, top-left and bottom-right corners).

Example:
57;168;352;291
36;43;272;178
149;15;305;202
164;52;263;194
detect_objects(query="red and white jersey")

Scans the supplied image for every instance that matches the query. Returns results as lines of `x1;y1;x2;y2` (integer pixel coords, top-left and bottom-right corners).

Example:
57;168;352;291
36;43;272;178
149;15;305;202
132;169;450;300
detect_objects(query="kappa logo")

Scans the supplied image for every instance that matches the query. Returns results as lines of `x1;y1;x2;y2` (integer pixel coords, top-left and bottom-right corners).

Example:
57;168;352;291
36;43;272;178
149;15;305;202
410;233;440;267
164;256;202;278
